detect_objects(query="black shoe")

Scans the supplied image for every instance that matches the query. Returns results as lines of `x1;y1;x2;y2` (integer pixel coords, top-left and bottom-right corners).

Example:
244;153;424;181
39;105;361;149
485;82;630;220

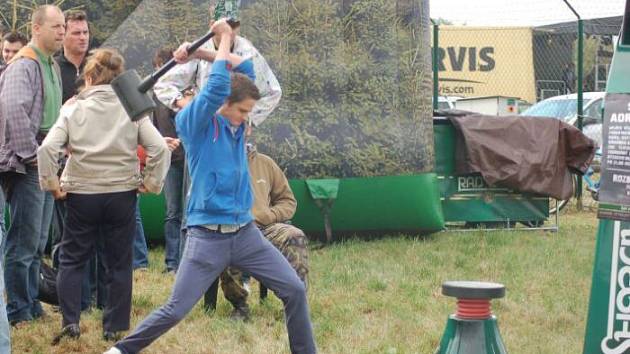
103;331;122;342
161;268;176;275
229;303;250;322
9;317;30;328
52;323;80;345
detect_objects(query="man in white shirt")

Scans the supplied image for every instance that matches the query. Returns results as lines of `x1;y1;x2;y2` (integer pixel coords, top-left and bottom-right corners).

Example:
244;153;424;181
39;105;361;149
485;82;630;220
153;0;282;127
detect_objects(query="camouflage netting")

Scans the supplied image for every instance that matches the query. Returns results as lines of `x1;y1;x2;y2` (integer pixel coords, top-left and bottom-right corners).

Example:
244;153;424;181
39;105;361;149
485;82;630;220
241;0;433;179
31;0;433;179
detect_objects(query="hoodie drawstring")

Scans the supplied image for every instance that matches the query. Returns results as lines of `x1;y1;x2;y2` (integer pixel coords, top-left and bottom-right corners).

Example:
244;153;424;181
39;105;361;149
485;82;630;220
213;114;219;143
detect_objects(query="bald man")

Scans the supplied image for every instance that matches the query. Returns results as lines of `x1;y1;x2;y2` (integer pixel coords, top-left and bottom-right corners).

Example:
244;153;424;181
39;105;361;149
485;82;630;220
0;4;64;325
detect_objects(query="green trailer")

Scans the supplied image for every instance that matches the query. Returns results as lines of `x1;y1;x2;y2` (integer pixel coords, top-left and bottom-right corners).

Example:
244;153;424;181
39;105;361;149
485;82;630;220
433;117;550;227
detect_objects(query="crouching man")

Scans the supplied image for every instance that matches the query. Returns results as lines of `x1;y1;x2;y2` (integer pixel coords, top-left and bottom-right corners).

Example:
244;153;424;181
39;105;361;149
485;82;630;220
218;143;309;320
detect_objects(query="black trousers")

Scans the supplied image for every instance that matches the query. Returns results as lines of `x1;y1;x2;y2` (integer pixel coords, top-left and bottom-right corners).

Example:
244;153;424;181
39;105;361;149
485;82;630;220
57;190;136;331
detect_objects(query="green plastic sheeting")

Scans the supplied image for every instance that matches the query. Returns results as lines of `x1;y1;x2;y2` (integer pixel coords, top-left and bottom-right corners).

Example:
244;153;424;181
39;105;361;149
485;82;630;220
305;179;340;200
138;194;166;241
290;174;444;235
305;179;340;242
139;173;444;241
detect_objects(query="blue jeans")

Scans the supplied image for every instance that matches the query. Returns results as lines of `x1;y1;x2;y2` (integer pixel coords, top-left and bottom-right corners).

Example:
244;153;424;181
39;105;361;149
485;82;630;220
0;188;6;264
133;198;149;269
115;224;316;354
163;161;183;271
3;166;54;323
0;228;11;352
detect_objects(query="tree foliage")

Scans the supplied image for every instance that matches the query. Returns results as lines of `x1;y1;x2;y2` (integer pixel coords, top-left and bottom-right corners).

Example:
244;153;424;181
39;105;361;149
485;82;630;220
102;0;209;75
241;0;433;178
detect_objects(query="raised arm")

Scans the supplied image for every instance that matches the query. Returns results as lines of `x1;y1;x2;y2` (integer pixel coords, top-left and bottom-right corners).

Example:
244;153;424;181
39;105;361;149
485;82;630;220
153;60;200;111
175;20;234;152
171;42;245;74
233;58;255;81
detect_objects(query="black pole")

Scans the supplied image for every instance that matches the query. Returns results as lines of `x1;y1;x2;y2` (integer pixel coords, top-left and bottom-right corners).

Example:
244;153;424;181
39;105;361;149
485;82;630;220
562;0;584;206
138;31;217;93
431;19;439;111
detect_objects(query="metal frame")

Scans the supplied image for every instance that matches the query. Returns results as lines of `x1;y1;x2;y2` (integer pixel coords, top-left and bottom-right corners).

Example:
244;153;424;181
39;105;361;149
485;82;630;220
443;198;561;233
536;80;566;99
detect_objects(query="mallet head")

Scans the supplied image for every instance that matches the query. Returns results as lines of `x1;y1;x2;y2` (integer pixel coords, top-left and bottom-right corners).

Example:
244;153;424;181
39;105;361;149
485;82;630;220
111;70;156;122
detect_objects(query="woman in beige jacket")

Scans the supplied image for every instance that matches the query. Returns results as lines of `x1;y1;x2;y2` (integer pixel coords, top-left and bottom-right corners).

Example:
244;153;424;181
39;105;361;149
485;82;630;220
37;48;170;344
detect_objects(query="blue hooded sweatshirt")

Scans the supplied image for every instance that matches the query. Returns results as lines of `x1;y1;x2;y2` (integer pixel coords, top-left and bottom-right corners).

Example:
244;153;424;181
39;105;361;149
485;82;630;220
176;59;256;227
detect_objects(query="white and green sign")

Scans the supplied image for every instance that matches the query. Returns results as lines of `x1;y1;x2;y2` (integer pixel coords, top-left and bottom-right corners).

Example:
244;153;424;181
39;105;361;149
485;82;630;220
599;93;630;221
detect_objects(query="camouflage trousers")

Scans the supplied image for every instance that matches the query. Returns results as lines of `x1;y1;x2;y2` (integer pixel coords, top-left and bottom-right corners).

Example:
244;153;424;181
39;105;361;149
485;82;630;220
221;223;309;305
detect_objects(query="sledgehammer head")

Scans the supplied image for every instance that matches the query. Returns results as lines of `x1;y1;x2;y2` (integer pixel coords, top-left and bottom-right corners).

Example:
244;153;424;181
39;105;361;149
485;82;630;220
111;70;156;122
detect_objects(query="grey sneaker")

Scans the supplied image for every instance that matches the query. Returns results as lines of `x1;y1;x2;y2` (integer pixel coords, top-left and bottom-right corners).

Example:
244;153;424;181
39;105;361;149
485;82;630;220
103;347;123;354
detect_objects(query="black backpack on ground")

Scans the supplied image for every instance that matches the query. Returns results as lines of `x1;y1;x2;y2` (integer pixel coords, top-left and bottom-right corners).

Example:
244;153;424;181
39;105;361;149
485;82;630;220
38;261;59;306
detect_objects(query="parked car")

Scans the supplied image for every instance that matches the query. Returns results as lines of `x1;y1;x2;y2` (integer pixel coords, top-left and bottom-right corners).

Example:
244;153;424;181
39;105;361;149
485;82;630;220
437;96;462;110
521;92;605;148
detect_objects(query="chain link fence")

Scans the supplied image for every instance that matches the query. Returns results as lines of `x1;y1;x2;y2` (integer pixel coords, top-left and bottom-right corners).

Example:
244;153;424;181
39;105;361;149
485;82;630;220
431;0;624;112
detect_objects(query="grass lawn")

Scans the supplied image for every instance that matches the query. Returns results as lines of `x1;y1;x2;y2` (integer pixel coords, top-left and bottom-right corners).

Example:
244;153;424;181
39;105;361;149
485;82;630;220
12;208;598;353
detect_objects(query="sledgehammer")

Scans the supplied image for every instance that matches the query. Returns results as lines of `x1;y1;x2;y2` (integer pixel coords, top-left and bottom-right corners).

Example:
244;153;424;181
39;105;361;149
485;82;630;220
111;19;237;121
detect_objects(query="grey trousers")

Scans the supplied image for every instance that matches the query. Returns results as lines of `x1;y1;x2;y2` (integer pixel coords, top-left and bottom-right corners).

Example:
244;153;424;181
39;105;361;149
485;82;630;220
115;223;317;354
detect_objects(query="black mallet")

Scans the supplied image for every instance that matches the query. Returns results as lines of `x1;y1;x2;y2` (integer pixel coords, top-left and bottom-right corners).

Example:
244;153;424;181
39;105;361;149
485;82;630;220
111;20;237;121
